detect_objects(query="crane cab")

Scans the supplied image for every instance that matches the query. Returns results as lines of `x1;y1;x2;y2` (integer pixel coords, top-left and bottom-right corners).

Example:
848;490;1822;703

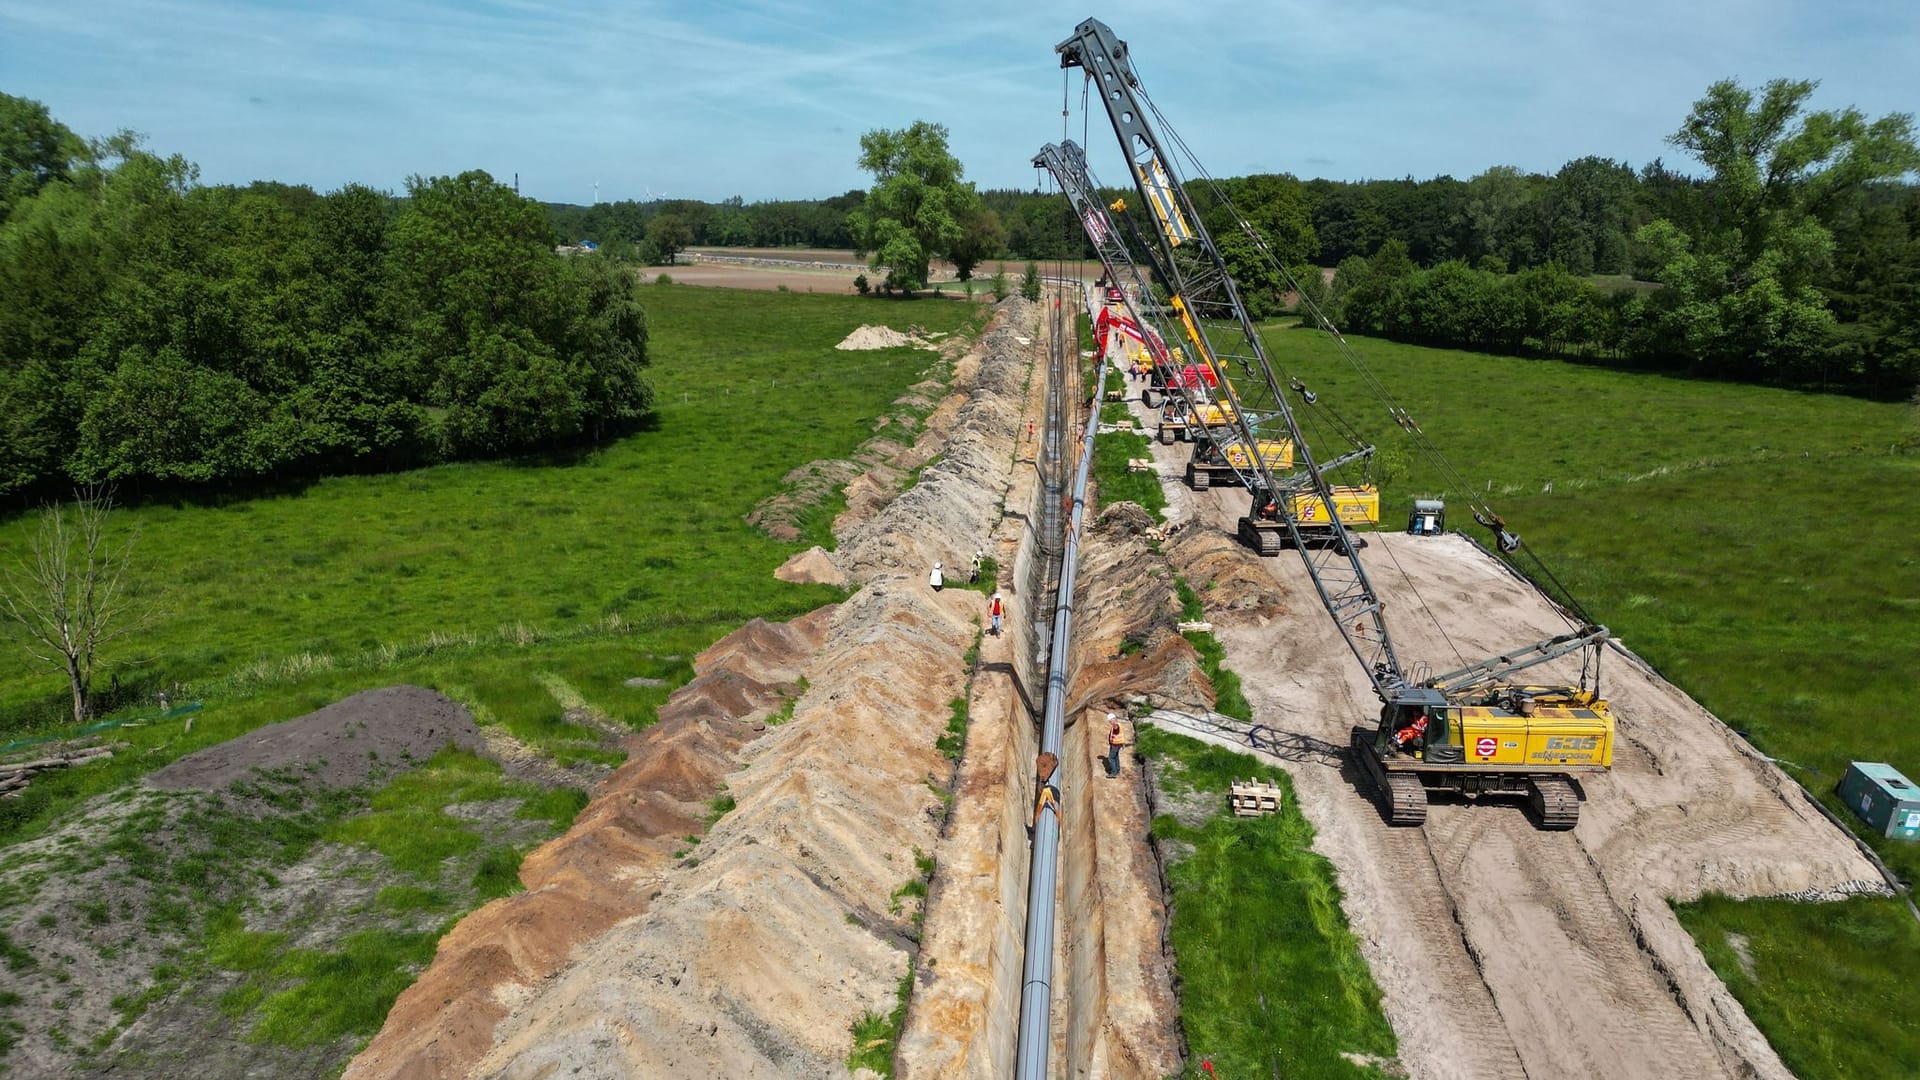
1355;686;1611;829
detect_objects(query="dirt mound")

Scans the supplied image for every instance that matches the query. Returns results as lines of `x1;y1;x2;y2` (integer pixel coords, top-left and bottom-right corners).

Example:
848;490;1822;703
693;610;833;686
831;310;1035;583
146;686;481;792
837;324;936;351
345;611;833;1080
747;458;861;541
775;545;849;586
1161;518;1286;619
655;611;834;727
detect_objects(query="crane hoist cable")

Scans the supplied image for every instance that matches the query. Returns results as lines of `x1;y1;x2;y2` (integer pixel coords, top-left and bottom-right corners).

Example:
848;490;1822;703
1140;80;1598;633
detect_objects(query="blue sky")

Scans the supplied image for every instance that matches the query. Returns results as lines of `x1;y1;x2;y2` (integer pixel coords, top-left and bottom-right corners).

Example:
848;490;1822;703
2;0;1914;204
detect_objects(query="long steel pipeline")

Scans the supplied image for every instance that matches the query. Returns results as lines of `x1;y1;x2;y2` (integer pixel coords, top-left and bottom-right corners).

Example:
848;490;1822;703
1014;286;1107;1080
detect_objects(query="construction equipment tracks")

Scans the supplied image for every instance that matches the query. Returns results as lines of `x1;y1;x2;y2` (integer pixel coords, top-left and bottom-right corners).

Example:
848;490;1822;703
1133;387;1887;1078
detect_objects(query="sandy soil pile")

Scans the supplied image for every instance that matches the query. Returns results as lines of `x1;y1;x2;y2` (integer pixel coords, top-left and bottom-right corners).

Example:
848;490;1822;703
832;302;1034;583
836;324;925;351
346;299;1039;1079
344;610;832;1080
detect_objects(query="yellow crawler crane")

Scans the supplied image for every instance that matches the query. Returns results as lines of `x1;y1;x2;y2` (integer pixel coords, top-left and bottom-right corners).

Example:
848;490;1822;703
1355;678;1614;830
1059;16;1614;829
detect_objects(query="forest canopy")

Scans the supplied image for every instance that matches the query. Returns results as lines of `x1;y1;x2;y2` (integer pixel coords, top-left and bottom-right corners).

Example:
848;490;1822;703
0;93;652;497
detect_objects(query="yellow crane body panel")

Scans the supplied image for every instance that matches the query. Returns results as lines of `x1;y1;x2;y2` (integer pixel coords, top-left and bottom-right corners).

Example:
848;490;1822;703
1453;703;1614;769
1193;402;1237;427
1224;440;1294;470
1287;485;1379;527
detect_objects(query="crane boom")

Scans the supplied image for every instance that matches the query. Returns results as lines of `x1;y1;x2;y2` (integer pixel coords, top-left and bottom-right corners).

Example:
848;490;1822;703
1032;142;1247;476
1057;16;1616;832
1058;18;1408;696
1058;17;1610;707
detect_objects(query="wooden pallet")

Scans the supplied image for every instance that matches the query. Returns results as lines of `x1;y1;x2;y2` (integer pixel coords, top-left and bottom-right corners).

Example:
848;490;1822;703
1230;777;1282;817
1127;457;1156;473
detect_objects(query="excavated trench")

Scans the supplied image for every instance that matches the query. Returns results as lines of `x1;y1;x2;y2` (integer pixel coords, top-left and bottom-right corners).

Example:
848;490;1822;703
343;296;1188;1079
899;320;1193;1078
342;283;1881;1080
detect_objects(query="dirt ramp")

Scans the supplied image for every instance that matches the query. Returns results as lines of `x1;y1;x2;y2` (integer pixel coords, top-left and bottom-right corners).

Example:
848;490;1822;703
147;685;481;792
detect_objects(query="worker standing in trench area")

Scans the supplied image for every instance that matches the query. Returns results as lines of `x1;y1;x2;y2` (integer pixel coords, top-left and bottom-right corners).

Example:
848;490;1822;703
1105;713;1129;777
1032;751;1062;834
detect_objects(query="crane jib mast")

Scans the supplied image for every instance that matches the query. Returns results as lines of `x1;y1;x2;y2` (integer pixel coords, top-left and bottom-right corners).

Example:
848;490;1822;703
1057;17;1614;830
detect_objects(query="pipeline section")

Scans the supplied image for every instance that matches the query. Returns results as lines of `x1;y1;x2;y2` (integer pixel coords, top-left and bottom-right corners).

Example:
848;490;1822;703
1013;286;1107;1080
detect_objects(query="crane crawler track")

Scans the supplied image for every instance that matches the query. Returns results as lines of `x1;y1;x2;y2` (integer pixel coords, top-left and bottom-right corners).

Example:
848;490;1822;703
1350;725;1428;826
1237;517;1283;557
1528;775;1581;830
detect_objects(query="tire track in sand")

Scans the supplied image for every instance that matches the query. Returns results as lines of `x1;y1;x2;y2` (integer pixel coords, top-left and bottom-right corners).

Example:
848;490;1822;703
1162;472;1880;1079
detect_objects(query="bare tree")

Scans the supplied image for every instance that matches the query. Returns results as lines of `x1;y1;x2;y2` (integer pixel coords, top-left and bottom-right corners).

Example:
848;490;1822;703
0;487;139;725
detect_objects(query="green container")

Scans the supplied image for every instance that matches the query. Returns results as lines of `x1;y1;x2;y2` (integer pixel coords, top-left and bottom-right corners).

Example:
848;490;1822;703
1839;762;1920;841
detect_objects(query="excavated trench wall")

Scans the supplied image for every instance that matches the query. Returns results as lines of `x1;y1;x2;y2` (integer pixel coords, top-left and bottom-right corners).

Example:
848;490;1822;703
346;300;1040;1080
896;321;1050;1079
900;326;1192;1077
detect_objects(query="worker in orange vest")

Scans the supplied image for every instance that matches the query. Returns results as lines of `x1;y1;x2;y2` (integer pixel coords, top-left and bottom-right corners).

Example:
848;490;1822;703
1393;712;1429;751
1106;713;1129;777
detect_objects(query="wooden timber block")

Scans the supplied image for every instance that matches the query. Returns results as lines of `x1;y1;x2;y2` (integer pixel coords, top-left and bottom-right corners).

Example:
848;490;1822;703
1176;620;1213;633
1127;458;1156;473
1229;777;1282;817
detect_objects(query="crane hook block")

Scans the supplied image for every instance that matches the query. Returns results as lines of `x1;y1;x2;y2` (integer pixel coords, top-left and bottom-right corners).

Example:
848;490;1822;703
1497;530;1522;553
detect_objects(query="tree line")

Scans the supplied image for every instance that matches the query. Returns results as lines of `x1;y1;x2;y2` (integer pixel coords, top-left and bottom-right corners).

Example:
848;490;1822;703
0;94;653;499
553;79;1918;398
1297;80;1919;397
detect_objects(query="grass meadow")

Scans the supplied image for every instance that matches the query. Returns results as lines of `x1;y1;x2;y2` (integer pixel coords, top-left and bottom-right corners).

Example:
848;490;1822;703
0;282;980;1061
1252;320;1920;1077
1136;725;1398;1079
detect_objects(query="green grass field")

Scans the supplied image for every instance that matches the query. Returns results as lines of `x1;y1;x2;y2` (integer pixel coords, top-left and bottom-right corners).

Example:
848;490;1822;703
0;283;980;1061
0;286;979;832
1675;894;1920;1078
1137;725;1398;1079
1254;320;1920;1077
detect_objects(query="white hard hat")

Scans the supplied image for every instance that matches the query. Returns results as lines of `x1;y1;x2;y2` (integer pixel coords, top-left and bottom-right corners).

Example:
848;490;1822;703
934;562;942;569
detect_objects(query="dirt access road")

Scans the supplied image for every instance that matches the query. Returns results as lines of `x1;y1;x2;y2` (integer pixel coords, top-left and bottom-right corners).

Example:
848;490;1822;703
644;247;990;295
1125;388;1887;1080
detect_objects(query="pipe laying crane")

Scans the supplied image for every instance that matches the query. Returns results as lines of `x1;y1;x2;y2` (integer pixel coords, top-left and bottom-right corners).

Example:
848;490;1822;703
1057;17;1614;828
